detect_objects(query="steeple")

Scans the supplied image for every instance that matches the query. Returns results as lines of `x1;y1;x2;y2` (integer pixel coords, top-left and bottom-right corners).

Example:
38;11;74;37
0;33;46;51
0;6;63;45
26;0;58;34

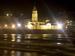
32;6;38;22
33;6;37;11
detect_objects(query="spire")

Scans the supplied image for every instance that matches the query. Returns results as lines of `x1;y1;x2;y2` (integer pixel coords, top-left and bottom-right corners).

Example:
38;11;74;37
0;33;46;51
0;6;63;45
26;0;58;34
32;0;37;11
33;6;37;11
32;0;38;22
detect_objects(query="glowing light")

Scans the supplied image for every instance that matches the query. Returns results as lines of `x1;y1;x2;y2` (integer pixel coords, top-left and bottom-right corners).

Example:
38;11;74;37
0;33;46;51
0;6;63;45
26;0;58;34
17;23;21;27
27;34;31;39
27;24;33;29
70;20;72;23
27;22;33;29
45;23;51;29
41;25;47;29
17;34;21;38
6;13;9;16
46;23;51;26
65;26;68;29
42;34;48;37
4;34;8;38
11;24;16;29
58;34;62;38
4;24;8;28
67;21;70;24
11;34;16;42
56;22;63;29
57;42;61;45
45;20;50;22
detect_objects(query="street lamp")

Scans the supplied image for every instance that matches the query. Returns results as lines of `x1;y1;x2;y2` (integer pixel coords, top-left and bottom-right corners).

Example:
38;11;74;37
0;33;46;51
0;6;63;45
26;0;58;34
4;24;8;28
17;23;21;27
6;13;9;16
56;22;63;30
11;24;16;29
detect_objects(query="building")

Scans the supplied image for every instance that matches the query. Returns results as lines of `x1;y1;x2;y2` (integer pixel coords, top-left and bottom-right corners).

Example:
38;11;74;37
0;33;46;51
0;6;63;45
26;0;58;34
26;7;64;30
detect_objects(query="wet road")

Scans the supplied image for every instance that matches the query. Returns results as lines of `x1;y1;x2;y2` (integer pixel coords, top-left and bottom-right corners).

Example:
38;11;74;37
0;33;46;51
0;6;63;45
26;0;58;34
0;34;75;56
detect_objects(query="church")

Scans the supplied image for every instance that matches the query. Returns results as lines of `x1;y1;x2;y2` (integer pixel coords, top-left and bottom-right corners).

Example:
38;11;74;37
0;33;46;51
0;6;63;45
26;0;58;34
26;7;63;30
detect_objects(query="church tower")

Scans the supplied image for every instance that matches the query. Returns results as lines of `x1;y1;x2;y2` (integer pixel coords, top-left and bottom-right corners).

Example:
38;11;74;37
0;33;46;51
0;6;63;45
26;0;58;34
32;6;38;22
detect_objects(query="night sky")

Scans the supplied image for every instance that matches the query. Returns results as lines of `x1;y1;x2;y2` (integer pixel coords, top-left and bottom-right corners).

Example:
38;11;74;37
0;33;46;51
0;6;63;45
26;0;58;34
0;0;75;20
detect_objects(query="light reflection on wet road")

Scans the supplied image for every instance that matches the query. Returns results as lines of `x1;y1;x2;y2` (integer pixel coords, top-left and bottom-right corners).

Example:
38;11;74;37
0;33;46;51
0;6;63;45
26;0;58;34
0;50;38;56
0;34;75;56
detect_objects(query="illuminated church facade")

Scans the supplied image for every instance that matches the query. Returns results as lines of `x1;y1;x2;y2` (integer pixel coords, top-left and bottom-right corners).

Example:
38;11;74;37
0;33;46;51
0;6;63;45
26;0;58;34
26;7;63;30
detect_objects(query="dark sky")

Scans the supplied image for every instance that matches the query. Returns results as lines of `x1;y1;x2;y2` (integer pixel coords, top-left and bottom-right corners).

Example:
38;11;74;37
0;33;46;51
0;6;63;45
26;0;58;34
0;0;75;20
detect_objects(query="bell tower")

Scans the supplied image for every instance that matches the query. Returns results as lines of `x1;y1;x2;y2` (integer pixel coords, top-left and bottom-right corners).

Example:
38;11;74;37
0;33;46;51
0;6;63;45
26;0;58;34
32;6;38;22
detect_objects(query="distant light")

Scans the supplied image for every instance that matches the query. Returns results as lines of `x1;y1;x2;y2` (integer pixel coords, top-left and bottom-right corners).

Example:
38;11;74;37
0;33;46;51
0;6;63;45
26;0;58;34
27;34;31;39
58;34;62;38
11;24;16;29
46;23;51;26
4;34;8;38
70;20;72;23
56;22;63;29
27;24;33;29
17;23;21;27
57;42;61;45
4;24;8;28
67;21;70;24
45;20;50;22
17;39;21;42
65;26;68;29
17;34;21;38
6;13;9;16
11;34;16;42
46;23;51;29
27;22;33;29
